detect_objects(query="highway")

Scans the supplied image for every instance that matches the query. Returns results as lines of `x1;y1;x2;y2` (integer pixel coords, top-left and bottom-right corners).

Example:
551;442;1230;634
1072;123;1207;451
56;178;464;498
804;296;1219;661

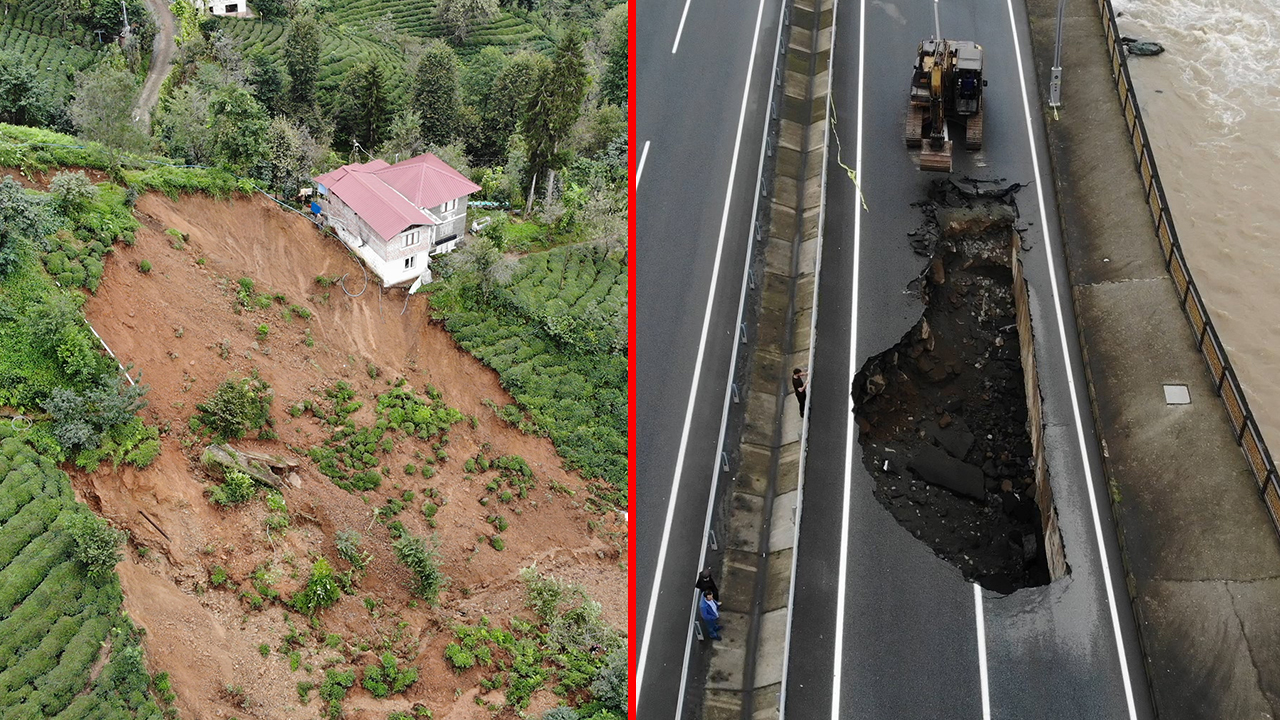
782;0;1155;718
633;0;785;716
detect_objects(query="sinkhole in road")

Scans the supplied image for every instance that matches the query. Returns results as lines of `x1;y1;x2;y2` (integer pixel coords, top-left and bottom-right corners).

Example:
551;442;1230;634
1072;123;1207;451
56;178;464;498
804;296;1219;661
852;181;1066;594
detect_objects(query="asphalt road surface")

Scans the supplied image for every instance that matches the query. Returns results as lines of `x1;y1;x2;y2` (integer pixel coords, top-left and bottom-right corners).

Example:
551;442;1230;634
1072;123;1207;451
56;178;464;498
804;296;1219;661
782;0;1156;718
634;0;785;716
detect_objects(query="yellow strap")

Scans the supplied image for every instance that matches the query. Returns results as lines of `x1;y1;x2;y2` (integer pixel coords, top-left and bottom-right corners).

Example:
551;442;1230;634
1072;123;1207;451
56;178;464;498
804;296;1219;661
829;98;869;211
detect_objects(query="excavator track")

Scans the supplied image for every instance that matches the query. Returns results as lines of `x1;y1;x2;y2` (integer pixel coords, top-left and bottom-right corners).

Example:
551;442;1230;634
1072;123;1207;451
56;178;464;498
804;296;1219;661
904;105;925;148
965;108;983;150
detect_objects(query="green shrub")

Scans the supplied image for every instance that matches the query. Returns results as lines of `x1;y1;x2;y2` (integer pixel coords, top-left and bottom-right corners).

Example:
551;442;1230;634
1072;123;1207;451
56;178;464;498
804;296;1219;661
362;652;418;698
208;467;257;506
210;565;230;586
194;376;273;441
124;437;161;467
445;642;474;670
64;511;126;578
318;667;355;716
334;529;369;570
393;533;445;605
138;260;152;273
259;643;270;657
490;536;504;551
293;557;341;615
589;649;627;714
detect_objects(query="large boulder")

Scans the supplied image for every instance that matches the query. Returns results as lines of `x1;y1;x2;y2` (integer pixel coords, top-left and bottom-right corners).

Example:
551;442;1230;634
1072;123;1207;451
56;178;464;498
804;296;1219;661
201;444;296;490
907;444;985;500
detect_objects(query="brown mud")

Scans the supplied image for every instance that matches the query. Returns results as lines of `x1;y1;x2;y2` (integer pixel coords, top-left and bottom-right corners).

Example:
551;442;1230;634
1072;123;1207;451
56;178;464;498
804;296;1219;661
71;192;626;719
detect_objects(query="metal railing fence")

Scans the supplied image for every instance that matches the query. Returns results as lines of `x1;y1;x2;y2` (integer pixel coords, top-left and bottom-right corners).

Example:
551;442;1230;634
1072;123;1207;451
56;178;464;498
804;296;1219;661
1094;0;1280;531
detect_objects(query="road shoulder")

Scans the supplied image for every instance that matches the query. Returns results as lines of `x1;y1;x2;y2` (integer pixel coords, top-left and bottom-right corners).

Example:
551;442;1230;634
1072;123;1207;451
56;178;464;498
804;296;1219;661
1025;0;1280;716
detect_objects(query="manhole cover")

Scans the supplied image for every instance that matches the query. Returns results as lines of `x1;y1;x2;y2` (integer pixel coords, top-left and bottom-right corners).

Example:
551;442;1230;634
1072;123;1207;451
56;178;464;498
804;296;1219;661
1163;384;1191;405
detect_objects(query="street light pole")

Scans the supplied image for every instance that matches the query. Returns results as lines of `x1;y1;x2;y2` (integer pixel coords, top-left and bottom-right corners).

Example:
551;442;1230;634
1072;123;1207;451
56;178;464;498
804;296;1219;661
1049;0;1065;108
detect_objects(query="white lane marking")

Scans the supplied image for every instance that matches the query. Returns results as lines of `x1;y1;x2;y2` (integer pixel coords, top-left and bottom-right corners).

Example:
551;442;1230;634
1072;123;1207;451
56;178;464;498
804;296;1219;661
778;0;841;710
636;140;651;188
830;0;866;716
1004;0;1140;717
634;0;770;710
672;0;693;53
670;0;788;712
975;584;991;720
673;0;790;715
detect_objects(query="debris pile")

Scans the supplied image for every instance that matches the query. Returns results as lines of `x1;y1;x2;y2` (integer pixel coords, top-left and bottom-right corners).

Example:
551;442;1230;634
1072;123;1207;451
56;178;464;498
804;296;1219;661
855;180;1052;593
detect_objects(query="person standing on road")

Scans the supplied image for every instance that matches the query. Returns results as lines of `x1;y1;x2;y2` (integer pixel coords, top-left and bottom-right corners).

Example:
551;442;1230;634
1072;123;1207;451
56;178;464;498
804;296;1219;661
792;368;809;418
695;567;719;601
699;590;722;640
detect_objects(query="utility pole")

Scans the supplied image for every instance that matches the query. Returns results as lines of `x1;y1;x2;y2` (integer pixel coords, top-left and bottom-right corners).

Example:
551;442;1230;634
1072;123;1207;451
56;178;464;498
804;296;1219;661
1049;0;1065;109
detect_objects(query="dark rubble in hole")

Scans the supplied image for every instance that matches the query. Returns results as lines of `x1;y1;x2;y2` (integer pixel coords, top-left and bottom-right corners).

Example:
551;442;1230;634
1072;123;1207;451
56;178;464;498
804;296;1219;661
853;180;1059;594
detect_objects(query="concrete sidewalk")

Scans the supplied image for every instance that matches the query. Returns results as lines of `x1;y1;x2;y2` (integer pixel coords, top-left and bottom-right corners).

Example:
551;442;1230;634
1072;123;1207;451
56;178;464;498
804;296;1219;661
1025;0;1280;716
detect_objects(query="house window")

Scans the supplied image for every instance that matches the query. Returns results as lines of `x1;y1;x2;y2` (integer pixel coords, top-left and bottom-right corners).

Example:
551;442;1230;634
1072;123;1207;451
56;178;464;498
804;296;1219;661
224;3;238;12
442;198;458;214
402;230;420;247
404;256;416;270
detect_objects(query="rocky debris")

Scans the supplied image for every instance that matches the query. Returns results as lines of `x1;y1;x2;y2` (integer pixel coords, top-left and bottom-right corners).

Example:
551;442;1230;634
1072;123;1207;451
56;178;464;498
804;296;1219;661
908;444;985;500
200;444;298;490
853;181;1050;592
1120;36;1165;56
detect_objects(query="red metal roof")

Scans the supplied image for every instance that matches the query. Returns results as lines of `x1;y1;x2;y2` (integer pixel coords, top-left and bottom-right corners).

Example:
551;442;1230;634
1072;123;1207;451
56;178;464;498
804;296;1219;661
314;153;478;242
372;153;481;210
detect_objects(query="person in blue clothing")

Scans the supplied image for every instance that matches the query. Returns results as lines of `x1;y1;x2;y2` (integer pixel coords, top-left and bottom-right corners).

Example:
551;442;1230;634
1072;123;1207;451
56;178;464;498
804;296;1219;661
699;590;721;640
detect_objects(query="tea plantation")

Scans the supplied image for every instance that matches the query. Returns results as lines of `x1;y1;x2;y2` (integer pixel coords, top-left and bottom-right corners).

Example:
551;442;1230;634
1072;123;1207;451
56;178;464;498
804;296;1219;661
434;244;627;501
0;432;164;719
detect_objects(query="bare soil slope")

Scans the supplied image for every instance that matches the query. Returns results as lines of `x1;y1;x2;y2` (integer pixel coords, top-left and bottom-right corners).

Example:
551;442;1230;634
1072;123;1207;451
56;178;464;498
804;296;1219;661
75;192;627;719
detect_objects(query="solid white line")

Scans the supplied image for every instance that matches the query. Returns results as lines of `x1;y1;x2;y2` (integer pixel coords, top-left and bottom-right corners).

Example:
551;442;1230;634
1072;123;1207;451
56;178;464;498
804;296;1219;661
974;584;991;720
672;0;787;714
634;0;770;710
672;0;693;53
1004;1;1140;718
636;140;651;188
778;0;841;711
830;0;866;716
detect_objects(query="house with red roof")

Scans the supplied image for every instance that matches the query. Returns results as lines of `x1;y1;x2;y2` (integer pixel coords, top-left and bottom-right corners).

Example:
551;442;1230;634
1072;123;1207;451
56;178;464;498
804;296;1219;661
313;152;481;286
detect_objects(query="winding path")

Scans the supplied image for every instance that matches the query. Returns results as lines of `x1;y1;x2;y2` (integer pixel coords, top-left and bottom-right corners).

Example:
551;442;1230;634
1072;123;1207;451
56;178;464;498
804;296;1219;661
132;0;177;128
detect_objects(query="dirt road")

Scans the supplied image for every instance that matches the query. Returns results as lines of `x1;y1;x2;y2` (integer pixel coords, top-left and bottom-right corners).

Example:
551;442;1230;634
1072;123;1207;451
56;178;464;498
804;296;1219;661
132;0;176;128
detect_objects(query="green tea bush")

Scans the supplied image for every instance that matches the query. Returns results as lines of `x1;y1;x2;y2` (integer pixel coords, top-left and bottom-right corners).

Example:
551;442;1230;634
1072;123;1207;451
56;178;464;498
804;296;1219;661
0;431;164;717
431;245;627;501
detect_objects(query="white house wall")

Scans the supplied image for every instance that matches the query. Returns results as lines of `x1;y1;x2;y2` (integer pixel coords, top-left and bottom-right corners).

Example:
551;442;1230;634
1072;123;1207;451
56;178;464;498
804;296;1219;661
320;194;429;287
202;0;253;17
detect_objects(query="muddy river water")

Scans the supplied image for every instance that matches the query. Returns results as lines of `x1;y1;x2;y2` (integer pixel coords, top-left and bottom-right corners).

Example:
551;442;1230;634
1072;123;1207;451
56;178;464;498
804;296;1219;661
1111;0;1280;448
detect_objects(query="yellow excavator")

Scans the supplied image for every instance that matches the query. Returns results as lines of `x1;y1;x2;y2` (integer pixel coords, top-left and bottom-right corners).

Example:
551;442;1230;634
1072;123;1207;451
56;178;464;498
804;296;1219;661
905;0;986;172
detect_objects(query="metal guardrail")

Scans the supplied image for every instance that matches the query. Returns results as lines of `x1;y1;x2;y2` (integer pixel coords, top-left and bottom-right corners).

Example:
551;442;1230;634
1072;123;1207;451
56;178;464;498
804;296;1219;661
1095;0;1280;531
